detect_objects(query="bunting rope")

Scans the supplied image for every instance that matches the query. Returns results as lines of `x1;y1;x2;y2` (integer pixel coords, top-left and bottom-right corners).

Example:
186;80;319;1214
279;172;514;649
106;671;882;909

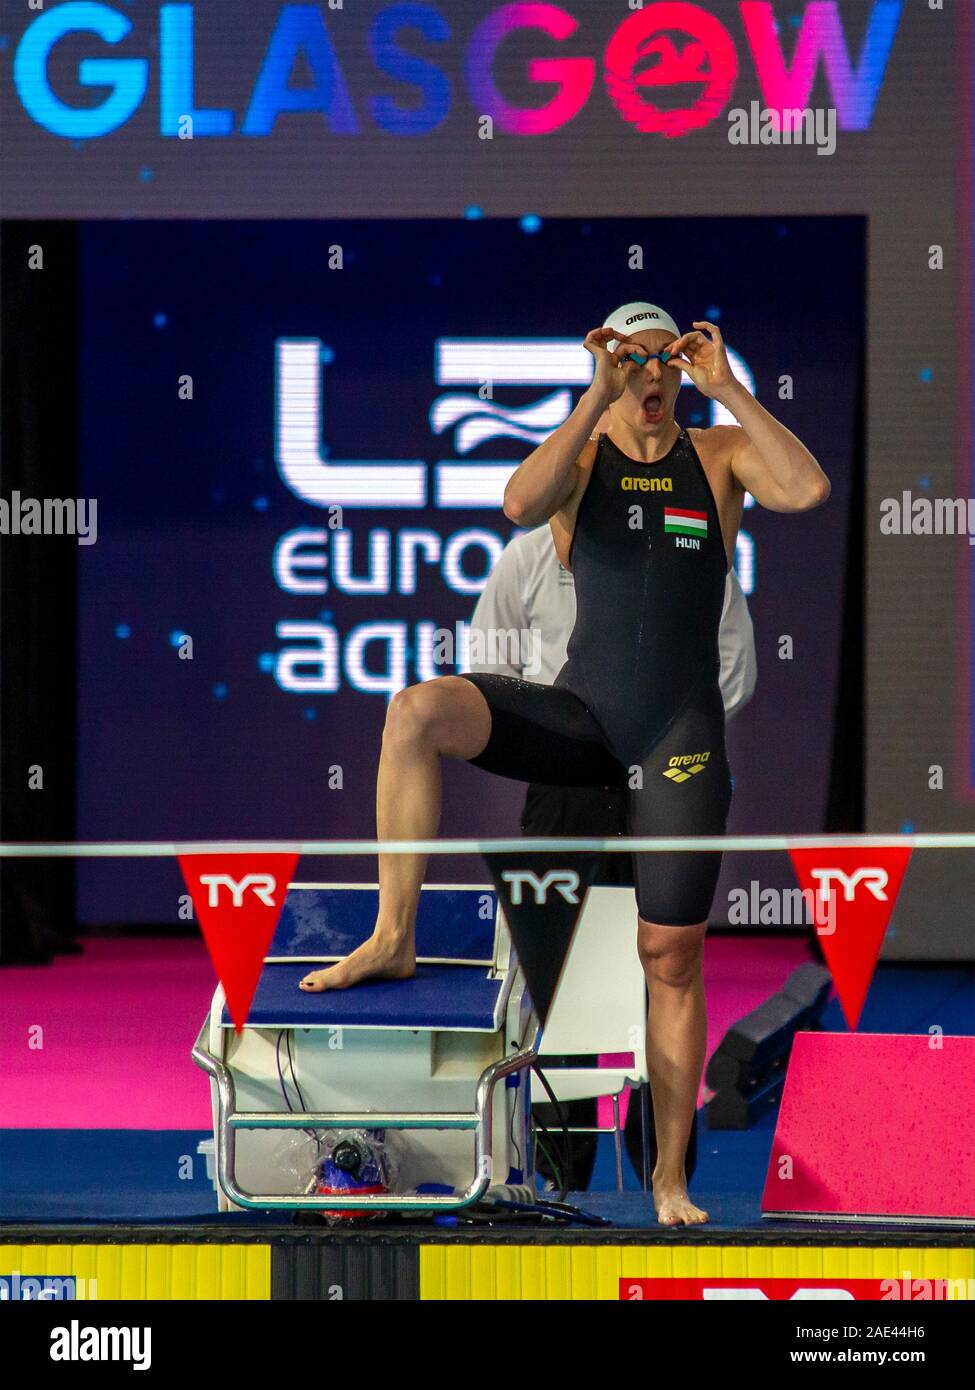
0;834;969;857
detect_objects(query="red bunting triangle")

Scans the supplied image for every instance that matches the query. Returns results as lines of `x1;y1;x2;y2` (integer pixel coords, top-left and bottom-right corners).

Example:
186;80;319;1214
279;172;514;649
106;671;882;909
178;853;299;1032
788;846;912;1029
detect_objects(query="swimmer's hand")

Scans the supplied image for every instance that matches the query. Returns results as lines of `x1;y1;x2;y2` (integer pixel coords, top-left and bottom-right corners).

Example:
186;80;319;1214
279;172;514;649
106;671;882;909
664;321;736;400
583;326;643;406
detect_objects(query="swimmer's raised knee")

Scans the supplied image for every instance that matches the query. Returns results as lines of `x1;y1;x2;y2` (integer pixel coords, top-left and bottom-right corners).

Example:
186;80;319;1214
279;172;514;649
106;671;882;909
382;682;446;752
383;676;491;760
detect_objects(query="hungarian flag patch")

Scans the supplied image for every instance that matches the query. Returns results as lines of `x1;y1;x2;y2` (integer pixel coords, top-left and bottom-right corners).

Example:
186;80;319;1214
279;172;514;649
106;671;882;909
664;508;708;538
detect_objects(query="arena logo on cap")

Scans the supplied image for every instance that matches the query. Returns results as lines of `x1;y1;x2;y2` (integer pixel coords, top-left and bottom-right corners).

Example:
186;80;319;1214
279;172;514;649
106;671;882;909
13;1;902;141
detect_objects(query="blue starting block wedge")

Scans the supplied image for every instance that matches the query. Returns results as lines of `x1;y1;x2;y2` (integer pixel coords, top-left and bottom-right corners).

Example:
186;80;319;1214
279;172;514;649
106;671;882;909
268;884;496;966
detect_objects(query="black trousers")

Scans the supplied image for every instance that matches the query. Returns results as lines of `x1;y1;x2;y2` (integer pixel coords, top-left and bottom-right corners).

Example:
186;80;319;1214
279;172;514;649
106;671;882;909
523;781;698;1189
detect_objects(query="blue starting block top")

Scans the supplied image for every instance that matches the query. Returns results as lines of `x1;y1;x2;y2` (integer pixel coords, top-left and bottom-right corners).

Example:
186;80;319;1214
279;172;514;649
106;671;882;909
268;885;497;962
221;885;507;1032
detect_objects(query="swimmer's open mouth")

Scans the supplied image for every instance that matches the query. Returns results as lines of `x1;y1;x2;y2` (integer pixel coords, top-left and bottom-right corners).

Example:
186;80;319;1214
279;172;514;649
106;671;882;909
643;393;663;422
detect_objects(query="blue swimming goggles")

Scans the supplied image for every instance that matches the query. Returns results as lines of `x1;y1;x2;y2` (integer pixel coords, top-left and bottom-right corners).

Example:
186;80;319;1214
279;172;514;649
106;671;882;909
625;350;673;367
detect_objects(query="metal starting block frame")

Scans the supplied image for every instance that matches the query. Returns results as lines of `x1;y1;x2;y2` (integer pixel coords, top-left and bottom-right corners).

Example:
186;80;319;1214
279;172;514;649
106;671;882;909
191;884;538;1213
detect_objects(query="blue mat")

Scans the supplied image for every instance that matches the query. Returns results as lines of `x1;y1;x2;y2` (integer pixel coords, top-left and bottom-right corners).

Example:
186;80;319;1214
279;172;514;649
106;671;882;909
0;1130;221;1223
0;1126;767;1226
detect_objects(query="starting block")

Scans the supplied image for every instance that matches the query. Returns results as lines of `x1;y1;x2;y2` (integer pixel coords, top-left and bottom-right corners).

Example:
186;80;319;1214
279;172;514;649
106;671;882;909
762;1032;975;1225
192;884;537;1213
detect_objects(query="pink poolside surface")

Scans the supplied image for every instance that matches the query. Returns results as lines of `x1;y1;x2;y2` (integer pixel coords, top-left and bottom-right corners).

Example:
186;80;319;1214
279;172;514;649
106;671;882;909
0;934;810;1130
762;1032;975;1220
0;938;215;1130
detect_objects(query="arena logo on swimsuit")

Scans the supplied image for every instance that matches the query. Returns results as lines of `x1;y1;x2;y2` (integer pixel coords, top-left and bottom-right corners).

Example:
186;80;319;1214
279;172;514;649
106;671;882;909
621;476;673;492
14;1;902;140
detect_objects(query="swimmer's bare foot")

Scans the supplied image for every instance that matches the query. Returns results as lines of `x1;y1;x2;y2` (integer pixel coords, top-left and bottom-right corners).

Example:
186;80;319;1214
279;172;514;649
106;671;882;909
299;931;415;992
653;1175;709;1227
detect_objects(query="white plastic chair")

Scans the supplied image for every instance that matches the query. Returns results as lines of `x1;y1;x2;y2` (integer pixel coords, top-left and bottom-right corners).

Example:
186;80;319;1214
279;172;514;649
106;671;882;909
528;886;650;1192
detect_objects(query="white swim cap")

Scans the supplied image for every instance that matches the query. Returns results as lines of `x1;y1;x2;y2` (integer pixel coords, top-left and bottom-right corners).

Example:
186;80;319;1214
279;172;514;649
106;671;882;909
603;301;680;352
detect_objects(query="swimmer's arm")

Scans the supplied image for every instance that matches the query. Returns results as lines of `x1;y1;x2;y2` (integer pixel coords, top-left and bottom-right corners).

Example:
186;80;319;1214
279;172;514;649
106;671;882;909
716;384;830;513
503;387;607;526
666;320;828;512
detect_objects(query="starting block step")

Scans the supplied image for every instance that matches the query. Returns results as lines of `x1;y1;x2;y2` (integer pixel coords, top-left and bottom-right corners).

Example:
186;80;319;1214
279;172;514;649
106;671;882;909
220;962;505;1032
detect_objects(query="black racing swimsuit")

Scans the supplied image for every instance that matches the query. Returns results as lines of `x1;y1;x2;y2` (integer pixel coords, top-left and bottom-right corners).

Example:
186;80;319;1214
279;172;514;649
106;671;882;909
463;428;732;925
